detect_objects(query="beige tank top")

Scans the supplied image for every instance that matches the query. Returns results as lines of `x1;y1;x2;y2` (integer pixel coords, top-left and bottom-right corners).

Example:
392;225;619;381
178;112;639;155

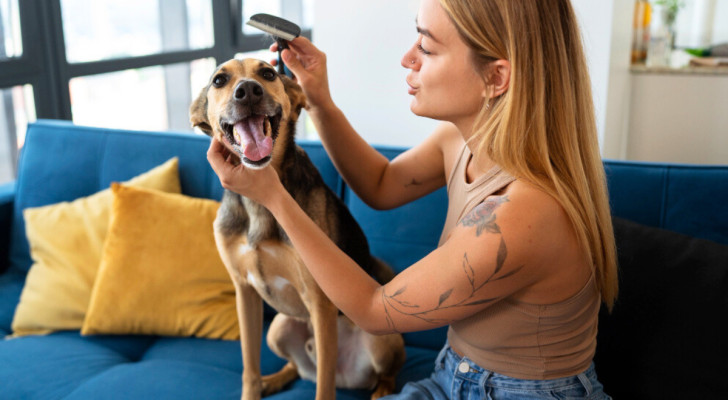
439;143;600;380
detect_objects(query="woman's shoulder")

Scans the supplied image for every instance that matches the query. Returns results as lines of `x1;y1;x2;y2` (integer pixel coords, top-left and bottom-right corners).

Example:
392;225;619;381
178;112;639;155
427;122;466;181
429;122;464;154
453;179;582;277
494;180;575;248
497;179;565;220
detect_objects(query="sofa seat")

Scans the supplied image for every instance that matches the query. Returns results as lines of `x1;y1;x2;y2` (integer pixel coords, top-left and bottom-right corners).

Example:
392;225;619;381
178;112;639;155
0;327;438;399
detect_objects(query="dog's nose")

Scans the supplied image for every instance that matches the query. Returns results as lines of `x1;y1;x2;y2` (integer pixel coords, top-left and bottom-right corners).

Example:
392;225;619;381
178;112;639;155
233;80;264;105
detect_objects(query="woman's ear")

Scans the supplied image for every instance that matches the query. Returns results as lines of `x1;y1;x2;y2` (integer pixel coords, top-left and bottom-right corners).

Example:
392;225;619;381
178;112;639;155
484;59;511;99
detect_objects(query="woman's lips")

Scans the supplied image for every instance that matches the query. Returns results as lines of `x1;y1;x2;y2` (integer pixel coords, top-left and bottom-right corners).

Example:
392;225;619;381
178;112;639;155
406;81;419;95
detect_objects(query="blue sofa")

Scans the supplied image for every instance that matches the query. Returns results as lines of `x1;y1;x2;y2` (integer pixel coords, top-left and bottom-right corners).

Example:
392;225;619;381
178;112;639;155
1;120;727;399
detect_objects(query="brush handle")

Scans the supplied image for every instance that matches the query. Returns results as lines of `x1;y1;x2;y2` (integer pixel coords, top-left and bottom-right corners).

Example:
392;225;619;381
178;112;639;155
277;50;285;75
276;39;293;78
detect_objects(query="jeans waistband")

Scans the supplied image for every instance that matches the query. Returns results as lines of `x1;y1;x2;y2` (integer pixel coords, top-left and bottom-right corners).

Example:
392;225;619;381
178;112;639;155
437;342;597;392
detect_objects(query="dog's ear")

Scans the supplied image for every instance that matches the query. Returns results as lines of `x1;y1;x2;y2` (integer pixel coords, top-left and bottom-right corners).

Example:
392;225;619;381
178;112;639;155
189;86;213;136
281;75;307;123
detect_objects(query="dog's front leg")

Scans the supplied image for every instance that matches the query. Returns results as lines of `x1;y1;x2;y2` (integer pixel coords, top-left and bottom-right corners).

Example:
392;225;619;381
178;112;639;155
309;299;339;400
238;283;264;400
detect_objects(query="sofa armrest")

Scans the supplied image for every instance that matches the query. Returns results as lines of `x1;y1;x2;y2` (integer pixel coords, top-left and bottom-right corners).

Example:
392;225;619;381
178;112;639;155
0;181;15;275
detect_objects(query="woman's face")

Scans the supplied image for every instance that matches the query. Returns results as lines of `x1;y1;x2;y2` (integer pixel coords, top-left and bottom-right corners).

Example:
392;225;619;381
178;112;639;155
402;0;487;131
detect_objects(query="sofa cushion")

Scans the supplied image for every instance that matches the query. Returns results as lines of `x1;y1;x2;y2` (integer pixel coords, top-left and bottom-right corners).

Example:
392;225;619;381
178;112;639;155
82;184;238;340
0;331;259;400
595;217;728;399
10;159;181;337
0;328;439;399
0;332;157;399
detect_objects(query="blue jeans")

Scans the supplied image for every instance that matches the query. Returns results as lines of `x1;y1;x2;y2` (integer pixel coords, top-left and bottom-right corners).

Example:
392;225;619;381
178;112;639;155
383;344;612;399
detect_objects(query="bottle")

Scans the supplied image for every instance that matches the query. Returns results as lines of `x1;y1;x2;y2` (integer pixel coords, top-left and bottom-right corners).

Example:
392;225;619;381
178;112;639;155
631;0;652;64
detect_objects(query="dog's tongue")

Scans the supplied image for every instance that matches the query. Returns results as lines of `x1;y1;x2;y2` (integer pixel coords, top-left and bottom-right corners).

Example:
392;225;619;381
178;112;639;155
235;116;272;162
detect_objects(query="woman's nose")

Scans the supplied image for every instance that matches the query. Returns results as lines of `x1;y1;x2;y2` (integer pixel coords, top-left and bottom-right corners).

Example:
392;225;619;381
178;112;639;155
401;45;419;69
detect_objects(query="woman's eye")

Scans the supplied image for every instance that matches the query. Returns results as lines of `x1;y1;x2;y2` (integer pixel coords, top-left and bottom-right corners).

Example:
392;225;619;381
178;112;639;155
417;43;431;55
212;75;228;87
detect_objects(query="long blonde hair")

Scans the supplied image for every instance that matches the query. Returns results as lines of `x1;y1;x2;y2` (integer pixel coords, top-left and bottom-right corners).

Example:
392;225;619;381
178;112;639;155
440;0;618;310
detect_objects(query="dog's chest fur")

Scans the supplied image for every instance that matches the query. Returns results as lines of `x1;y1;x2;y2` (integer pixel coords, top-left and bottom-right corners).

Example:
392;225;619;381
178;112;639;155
215;190;310;318
214;145;370;319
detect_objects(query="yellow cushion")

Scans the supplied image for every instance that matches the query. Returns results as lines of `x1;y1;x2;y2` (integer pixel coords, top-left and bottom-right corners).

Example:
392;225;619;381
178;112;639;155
82;184;238;340
11;159;181;336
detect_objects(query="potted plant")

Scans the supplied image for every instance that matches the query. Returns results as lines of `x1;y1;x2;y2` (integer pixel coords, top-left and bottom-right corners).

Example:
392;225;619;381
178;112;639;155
654;0;685;47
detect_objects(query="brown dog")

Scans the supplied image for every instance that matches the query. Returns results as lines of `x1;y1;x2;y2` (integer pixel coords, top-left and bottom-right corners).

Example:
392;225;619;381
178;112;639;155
190;58;405;400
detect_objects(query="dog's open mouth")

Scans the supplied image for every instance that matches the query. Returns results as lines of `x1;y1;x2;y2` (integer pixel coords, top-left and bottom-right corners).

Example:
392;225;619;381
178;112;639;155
221;113;281;166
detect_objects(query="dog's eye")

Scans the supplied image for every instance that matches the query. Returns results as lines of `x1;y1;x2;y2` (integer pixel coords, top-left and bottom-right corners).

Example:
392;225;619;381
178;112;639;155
212;74;228;88
260;69;277;81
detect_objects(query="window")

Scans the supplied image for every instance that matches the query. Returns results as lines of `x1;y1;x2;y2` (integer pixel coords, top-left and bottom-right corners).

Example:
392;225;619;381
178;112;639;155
61;0;215;64
0;0;312;185
0;85;34;183
0;0;22;60
69;59;217;131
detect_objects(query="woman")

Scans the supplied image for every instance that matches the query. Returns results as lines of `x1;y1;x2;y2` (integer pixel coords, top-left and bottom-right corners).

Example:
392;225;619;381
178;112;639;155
207;0;617;398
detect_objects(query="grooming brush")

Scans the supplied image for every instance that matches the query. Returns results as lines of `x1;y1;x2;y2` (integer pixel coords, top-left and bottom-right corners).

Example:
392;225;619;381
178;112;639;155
246;13;301;77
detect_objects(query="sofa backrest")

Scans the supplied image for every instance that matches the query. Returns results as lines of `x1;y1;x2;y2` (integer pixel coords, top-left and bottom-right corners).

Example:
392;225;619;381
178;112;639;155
8;120;224;274
5;121;359;275
604;160;728;245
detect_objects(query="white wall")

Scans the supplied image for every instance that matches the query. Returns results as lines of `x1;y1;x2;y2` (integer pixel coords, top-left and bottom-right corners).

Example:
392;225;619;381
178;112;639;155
312;0;623;152
571;0;633;159
312;0;437;147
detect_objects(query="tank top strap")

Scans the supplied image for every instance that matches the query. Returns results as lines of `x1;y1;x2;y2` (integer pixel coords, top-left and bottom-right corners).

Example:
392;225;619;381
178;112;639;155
445;142;470;194
439;144;516;246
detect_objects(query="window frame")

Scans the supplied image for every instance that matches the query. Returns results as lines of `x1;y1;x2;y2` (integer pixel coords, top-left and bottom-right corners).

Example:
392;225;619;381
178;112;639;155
2;0;312;119
0;0;310;180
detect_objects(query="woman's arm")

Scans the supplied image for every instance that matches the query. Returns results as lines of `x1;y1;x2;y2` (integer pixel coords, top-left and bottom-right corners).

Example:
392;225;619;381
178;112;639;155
208;139;549;335
277;37;453;210
266;186;546;335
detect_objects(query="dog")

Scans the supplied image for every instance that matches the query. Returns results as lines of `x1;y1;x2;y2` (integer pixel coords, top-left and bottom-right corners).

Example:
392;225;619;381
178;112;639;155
190;58;405;400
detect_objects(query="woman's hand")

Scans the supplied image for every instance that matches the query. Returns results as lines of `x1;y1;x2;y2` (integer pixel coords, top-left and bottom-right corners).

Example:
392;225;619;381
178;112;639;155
271;37;333;112
206;139;283;207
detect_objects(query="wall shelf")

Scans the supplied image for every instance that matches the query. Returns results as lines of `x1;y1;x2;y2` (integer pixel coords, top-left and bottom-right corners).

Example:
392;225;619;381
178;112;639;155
631;63;728;76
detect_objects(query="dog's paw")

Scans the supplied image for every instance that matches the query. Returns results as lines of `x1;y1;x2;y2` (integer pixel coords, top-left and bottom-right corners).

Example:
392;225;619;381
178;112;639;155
261;362;299;396
241;380;263;400
370;376;397;400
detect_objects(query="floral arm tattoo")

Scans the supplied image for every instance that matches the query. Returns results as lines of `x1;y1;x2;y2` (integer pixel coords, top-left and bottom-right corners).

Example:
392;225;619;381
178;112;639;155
382;196;522;332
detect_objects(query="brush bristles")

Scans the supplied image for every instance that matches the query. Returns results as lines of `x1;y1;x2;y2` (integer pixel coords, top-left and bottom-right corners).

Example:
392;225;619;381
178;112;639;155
246;15;300;41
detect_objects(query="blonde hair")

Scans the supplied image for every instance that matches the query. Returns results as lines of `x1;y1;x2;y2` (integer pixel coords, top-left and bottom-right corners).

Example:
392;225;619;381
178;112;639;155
439;0;618;310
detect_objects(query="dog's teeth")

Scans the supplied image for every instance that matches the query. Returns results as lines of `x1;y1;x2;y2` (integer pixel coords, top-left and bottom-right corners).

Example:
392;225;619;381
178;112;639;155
233;126;241;144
